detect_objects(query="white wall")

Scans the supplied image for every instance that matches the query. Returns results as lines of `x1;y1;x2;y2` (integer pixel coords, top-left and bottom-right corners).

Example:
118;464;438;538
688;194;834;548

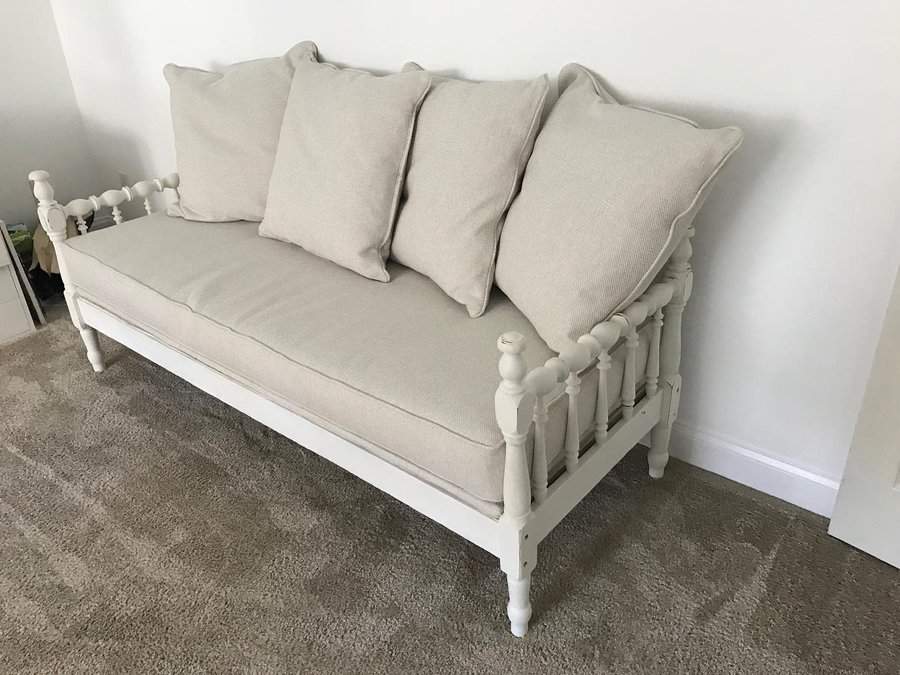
0;0;97;227
49;0;900;512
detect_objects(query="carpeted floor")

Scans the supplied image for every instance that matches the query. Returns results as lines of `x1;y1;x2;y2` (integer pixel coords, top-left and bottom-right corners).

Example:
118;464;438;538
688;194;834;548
0;313;897;674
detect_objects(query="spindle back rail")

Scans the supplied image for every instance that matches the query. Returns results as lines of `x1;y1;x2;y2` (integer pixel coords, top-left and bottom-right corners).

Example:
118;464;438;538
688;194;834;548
42;170;181;234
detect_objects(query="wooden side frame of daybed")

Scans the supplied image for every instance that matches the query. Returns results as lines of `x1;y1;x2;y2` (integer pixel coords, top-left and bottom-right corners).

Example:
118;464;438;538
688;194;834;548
30;170;692;637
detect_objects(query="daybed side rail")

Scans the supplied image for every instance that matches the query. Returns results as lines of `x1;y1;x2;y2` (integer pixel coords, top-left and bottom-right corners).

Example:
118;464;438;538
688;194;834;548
495;228;695;518
29;170;181;371
29;169;181;234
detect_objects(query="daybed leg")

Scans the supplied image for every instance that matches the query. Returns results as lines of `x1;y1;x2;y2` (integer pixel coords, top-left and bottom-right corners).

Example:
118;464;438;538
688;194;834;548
495;332;537;637
648;229;694;479
79;327;105;373
506;571;532;638
649;419;675;479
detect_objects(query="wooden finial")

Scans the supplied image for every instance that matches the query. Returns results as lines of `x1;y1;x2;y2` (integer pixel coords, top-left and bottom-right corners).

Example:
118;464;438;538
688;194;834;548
497;332;528;388
30;169;54;205
30;170;67;240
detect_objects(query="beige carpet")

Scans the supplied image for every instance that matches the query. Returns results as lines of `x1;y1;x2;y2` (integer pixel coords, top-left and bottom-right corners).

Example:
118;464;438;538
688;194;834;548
1;314;897;674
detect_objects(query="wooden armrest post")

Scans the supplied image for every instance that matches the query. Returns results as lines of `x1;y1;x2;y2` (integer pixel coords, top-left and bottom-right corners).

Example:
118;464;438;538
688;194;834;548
648;228;695;477
29;170;104;372
496;332;535;527
495;332;538;638
30;170;74;301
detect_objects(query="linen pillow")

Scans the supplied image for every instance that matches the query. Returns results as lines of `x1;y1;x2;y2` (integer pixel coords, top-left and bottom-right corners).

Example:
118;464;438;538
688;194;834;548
390;62;549;317
495;63;743;352
165;41;318;222
260;61;431;281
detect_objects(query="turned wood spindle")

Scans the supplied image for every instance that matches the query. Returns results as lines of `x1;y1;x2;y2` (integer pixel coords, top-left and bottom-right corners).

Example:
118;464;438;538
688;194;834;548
132;179;158;214
559;342;592;473
646;308;664;397
648;229;695;478
98;188;127;225
524;360;565;505
621;327;639;419
64;198;95;235
531;393;549;504
621;299;650;421
589;321;621;445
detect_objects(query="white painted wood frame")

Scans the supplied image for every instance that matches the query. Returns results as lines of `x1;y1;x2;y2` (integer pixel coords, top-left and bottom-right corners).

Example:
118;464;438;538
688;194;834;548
30;170;694;637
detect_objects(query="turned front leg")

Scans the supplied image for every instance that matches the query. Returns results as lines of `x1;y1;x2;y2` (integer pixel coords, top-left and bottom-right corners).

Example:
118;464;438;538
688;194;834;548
495;332;537;636
78;327;105;373
506;572;532;638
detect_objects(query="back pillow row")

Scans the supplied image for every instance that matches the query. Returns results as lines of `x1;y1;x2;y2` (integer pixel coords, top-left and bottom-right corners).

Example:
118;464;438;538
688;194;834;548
165;41;742;351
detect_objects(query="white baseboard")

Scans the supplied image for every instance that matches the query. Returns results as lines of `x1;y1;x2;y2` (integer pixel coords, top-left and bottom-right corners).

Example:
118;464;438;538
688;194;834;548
669;422;840;518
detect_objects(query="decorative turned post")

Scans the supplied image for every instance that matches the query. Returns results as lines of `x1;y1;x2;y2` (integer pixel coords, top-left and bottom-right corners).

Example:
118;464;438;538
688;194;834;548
559;342;592;473
496;332;536;638
648;228;695;478
30;170;72;287
65;198;94;235
646;308;664;397
621;326;639;419
99;188;127;225
590;321;621;445
621;299;649;421
564;372;582;470
531;394;549;505
496;332;536;527
131;180;158;214
29;170;105;373
525;364;559;506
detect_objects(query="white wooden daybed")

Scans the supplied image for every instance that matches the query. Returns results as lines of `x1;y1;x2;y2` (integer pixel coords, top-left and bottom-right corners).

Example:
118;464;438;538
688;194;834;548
30;170;693;637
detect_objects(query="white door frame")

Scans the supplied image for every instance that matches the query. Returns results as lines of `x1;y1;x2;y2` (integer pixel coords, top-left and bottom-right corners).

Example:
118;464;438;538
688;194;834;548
829;264;900;568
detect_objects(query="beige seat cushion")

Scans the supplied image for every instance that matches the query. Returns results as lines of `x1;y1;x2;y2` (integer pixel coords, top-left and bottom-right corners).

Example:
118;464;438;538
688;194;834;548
260;61;431;281
63;214;648;517
496;63;743;352
165;41;318;223
390;63;548;317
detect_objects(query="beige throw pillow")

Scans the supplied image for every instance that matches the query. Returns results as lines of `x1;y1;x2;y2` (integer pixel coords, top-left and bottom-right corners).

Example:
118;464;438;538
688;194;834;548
165;41;318;222
260;61;431;281
496;63;743;352
390;63;549;316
